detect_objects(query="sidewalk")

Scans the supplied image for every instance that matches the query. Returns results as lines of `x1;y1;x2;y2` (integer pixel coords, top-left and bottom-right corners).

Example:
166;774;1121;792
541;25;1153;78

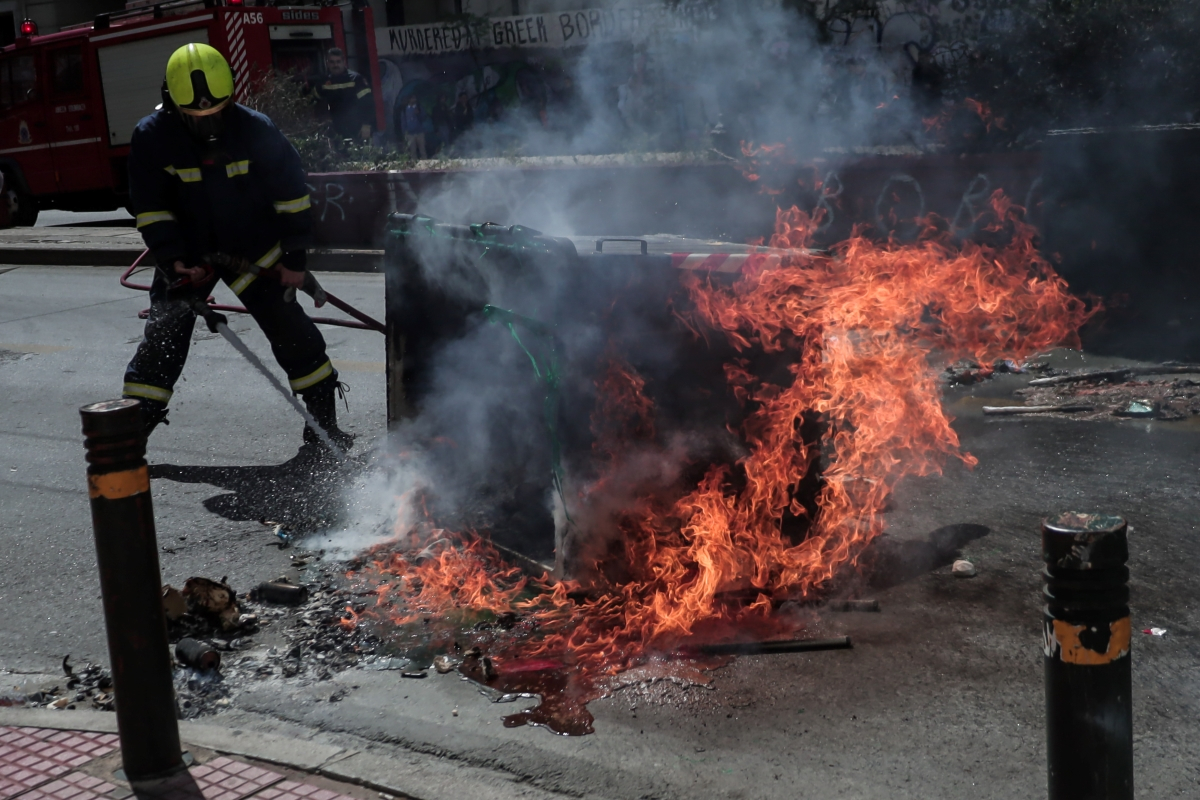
0;227;381;272
0;709;562;800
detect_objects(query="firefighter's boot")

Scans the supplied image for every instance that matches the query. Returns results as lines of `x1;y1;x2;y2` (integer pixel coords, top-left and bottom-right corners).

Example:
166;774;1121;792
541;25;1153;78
300;379;354;454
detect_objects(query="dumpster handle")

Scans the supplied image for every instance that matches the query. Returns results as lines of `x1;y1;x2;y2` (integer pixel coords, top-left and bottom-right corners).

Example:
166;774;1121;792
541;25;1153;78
595;238;648;255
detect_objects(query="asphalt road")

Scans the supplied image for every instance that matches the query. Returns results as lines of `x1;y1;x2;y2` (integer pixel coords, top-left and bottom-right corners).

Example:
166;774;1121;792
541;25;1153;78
35;209;133;228
0;264;386;671
1;265;1197;798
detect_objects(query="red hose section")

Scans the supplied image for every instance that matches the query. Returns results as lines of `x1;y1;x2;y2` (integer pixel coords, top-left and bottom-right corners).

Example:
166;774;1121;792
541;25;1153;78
121;248;384;334
119;249;153;291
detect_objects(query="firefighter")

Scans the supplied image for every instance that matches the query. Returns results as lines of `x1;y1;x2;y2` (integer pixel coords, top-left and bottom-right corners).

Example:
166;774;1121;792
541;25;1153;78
313;47;373;142
122;42;353;454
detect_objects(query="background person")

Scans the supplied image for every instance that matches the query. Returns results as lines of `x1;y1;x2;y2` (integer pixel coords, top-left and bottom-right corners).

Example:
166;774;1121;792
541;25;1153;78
396;94;427;160
452;91;474;142
313;47;374;142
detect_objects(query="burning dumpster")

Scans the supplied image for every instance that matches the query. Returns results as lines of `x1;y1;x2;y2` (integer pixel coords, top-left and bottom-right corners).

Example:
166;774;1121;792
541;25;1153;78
352;198;1093;735
381;213;784;572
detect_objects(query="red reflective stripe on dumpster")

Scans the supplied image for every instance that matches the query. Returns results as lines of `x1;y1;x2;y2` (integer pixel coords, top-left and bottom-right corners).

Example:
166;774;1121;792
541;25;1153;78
671;253;749;273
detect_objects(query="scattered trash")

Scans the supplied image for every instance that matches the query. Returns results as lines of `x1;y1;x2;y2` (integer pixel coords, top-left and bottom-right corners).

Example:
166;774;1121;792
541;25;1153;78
274;524;293;548
173;662;229;718
175;638;221;671
944;359;1038;386
163;585;188;621
183;577;242;631
251;579;310;605
1015;368;1200;422
433;655;460;674
483;656;500;680
952;559;977;578
18;660;115;711
1028;363;1200;387
401;671;428;679
361;656;411;671
451;707;459;716
1142;628;1167;636
1114;400;1156;418
983;404;1093;416
600;662;713;693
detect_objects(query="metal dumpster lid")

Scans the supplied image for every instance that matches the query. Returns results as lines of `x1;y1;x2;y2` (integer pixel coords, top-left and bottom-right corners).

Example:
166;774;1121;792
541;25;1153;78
568;234;758;256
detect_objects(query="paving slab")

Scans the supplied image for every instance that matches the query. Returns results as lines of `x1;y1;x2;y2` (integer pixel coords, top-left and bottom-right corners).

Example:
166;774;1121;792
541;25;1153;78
0;727;400;800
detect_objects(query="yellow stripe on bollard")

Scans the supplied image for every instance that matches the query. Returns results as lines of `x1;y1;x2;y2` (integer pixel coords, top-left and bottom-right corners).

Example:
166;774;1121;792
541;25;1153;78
87;466;150;500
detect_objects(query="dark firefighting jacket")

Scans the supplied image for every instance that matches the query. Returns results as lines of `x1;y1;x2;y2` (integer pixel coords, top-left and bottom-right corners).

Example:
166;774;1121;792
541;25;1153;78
313;70;374;138
129;104;312;291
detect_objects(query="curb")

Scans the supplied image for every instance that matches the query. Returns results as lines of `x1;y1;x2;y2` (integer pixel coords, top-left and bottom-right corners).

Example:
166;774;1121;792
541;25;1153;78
0;249;382;272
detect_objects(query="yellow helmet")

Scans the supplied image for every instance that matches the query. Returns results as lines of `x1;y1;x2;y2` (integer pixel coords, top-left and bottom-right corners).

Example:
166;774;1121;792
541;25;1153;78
165;43;234;116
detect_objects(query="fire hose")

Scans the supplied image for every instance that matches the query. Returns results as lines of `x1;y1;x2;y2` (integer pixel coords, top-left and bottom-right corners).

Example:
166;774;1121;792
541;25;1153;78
120;249;386;334
120;249;387;459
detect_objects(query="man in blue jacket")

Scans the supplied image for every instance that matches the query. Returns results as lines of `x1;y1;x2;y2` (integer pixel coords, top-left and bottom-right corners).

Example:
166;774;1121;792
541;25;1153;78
123;43;352;454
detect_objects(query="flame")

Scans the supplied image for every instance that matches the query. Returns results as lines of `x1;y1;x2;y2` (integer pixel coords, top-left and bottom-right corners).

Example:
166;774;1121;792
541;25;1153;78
349;528;535;628
591;353;655;450
345;191;1095;685
965;97;1006;133
922;107;952;132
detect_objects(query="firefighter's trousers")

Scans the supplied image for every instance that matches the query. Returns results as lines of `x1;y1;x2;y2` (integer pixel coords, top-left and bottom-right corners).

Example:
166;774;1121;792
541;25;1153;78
123;268;338;413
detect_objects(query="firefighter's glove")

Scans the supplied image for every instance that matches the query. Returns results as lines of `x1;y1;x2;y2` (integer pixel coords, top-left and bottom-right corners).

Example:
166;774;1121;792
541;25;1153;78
303;271;328;308
165;262;214;301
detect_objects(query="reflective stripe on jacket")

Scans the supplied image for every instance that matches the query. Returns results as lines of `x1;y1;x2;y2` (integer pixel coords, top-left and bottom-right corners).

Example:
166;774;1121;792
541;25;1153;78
314;70;374;138
129;104;312;269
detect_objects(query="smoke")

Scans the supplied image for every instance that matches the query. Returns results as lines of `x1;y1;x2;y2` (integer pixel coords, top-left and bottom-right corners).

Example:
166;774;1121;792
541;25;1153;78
322;0;1200;564
388;0;924;166
325;3;931;562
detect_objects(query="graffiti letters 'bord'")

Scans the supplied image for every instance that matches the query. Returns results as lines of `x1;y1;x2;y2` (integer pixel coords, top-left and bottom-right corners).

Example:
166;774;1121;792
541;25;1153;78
378;2;719;57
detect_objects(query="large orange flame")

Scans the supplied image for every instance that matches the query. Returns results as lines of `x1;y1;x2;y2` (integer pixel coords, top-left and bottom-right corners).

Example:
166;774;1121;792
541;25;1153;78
346;191;1095;683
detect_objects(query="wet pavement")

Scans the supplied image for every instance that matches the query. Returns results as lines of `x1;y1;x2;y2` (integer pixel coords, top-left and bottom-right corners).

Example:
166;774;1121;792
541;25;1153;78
228;382;1199;798
2;266;1197;798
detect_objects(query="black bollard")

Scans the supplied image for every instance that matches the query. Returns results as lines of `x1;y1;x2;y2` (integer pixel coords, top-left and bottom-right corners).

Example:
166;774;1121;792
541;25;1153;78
81;399;185;782
1042;512;1133;800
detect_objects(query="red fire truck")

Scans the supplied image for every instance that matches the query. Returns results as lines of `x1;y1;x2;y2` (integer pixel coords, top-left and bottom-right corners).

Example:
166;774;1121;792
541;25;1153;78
0;0;383;225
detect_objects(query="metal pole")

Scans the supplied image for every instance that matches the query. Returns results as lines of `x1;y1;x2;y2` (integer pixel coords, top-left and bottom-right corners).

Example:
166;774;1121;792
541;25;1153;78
80;399;185;782
1042;512;1133;800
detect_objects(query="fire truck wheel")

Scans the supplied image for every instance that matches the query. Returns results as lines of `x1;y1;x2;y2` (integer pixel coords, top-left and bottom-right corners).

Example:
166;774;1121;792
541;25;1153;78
1;170;36;226
9;189;37;227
